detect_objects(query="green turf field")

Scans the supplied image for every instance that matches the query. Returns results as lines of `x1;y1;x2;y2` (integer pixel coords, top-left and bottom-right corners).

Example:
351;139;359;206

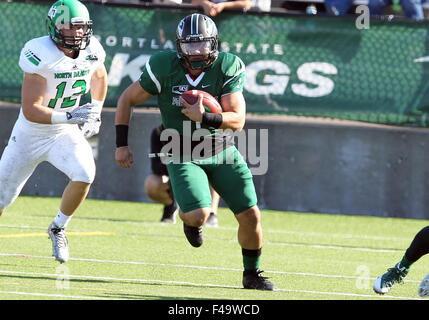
0;195;428;300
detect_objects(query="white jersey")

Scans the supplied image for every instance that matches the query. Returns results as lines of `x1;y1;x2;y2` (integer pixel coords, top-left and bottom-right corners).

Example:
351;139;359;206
18;35;106;129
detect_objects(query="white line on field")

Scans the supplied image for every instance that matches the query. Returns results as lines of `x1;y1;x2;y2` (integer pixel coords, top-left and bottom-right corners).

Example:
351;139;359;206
265;240;399;253
0;252;420;284
0;269;423;300
0;224;405;253
0;222;413;242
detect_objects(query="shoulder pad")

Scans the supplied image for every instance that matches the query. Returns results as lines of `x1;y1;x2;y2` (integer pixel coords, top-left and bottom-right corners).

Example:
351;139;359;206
19;36;57;75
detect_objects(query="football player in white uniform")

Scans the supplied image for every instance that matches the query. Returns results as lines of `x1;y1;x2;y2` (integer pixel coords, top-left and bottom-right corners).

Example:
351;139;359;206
0;0;107;263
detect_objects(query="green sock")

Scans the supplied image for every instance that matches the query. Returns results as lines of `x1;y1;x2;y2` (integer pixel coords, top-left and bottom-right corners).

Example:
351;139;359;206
399;255;414;269
242;248;261;271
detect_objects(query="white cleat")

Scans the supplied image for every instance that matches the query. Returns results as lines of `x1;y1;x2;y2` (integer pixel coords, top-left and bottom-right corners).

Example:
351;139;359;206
418;273;429;297
47;223;69;263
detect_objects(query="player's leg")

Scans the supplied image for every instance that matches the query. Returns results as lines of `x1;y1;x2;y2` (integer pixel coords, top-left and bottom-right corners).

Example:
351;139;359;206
144;173;178;223
0;143;39;216
147;125;178;223
208;146;277;290
234;206;276;290
167;161;212;247
178;207;211;227
60;181;91;215
46;127;95;263
0;124;42;216
205;185;219;227
145;174;172;205
374;225;429;294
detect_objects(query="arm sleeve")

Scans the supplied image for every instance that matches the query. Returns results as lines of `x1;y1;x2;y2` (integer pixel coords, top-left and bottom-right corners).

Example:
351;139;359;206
89;36;106;67
221;54;246;96
18;43;48;78
139;55;162;96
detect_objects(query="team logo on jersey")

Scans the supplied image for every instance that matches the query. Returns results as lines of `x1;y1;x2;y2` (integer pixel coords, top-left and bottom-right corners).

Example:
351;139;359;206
86;54;98;61
24;49;41;66
172;85;189;95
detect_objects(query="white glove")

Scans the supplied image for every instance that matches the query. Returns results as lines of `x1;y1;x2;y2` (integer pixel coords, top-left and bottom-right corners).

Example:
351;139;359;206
79;118;101;139
51;103;99;125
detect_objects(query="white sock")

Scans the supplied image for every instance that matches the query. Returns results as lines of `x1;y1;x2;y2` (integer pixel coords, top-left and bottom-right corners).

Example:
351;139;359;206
53;210;72;229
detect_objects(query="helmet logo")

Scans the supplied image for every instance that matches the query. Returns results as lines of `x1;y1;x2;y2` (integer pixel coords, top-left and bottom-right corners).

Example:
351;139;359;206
205;19;215;35
48;7;57;19
47;0;92;51
177;20;184;37
49;4;71;30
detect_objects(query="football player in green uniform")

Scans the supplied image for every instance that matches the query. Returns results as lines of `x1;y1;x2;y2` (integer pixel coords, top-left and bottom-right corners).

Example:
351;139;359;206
373;226;429;296
115;13;276;290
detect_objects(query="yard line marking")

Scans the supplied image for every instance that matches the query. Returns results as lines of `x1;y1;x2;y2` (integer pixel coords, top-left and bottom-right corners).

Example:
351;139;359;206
0;290;125;300
0;224;405;253
0;222;414;242
275;288;425;300
265;240;401;253
0;252;421;284
0;231;116;238
0;269;422;300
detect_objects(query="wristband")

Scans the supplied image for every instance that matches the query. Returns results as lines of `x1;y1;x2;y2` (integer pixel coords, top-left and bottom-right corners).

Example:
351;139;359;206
116;124;129;147
91;99;104;113
201;112;223;129
51;111;68;124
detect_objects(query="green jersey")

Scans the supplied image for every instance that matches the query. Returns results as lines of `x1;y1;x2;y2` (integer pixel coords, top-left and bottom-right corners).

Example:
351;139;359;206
139;50;245;136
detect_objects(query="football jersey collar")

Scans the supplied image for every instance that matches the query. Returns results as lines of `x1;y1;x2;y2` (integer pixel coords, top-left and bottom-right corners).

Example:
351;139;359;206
186;71;205;87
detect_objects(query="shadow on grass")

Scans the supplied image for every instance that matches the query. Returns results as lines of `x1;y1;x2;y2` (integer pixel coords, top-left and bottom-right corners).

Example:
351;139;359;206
0;273;111;284
0;273;241;300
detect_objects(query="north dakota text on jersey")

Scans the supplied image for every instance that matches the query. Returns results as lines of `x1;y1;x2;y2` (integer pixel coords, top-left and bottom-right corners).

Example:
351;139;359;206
54;70;90;79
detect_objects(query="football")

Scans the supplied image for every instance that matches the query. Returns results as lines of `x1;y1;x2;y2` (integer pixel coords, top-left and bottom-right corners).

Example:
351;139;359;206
181;90;222;114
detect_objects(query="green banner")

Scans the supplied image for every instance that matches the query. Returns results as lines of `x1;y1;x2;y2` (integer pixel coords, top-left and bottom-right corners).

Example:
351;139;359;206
2;2;429;126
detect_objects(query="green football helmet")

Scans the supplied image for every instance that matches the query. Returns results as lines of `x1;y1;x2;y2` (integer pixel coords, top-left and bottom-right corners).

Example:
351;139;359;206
46;0;93;51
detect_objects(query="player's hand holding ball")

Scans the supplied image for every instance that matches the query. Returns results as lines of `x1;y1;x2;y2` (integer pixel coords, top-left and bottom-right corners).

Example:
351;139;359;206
180;90;222;123
180;92;205;122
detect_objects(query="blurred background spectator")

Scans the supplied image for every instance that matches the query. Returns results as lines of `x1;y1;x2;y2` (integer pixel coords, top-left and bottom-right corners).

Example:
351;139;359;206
191;0;253;16
152;0;184;4
324;0;355;15
252;0;271;11
369;0;429;20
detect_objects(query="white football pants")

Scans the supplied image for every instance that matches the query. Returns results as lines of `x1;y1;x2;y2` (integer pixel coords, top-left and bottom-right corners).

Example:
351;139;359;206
0;111;95;211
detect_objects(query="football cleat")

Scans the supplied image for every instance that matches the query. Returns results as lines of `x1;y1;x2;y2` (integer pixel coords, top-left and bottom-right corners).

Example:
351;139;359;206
243;269;278;291
47;222;69;263
161;201;178;224
205;212;218;227
418;273;429;297
183;223;203;247
373;263;408;294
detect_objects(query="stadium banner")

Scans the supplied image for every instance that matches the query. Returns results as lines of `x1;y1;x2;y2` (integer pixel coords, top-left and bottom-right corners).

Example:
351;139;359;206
2;2;429;127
